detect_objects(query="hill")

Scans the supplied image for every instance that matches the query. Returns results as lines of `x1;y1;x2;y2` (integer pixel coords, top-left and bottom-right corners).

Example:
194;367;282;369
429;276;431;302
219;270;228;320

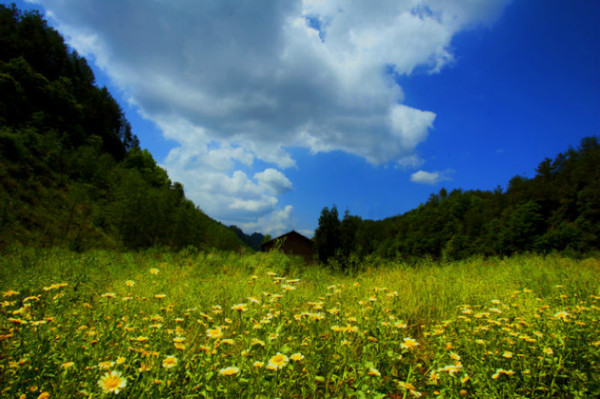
314;135;600;263
229;225;265;251
0;4;246;251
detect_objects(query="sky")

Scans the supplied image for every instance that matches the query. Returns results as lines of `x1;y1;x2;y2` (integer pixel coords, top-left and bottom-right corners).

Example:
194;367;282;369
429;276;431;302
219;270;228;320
9;0;600;237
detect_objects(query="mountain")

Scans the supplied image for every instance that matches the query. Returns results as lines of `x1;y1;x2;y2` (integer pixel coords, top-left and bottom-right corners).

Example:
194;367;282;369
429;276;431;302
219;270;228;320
228;225;265;251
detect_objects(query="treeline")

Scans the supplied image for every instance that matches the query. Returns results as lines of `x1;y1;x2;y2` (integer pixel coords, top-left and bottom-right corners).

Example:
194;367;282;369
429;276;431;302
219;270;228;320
0;4;244;251
315;135;600;264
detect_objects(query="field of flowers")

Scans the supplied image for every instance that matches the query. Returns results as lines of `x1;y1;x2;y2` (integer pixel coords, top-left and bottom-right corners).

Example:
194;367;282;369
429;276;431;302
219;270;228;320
1;248;599;398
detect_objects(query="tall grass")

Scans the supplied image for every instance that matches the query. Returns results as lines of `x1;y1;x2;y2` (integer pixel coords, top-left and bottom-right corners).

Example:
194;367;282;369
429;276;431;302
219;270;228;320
1;248;598;397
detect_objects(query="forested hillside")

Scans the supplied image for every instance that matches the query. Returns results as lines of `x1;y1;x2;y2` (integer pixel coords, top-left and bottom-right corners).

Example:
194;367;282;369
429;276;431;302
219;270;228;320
315;135;600;263
0;4;244;251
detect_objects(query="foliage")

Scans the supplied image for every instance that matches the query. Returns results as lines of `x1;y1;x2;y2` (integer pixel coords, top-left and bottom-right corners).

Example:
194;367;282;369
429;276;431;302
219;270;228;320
314;206;341;263
0;249;599;397
317;136;600;262
0;4;246;251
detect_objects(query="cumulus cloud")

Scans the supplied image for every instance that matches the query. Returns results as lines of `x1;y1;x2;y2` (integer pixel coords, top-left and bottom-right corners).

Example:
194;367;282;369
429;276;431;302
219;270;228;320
255;169;293;195
30;0;511;232
410;170;453;185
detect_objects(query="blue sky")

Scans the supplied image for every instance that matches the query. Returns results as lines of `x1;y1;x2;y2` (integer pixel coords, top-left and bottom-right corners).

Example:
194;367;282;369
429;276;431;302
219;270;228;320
9;0;600;237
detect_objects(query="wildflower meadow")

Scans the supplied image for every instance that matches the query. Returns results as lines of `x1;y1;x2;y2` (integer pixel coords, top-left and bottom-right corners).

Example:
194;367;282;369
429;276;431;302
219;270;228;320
1;248;599;398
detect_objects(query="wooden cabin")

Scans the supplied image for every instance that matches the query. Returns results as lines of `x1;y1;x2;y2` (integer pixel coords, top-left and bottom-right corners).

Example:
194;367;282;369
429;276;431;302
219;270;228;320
260;230;314;264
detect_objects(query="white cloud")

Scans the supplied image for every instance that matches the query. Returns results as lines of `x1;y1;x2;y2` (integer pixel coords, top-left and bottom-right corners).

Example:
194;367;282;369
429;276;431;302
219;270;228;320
410;170;453;185
237;205;296;237
254;169;293;195
390;104;436;150
31;0;511;232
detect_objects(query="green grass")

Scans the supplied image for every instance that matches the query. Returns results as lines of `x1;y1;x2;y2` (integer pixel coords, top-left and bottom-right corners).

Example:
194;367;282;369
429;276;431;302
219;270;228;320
1;248;599;398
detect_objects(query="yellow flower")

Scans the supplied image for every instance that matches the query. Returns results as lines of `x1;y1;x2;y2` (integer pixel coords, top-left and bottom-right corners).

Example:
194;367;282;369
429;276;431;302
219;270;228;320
231;303;247;312
174;343;186;351
429;370;440;384
43;283;67;291
401;337;419;350
253;361;264;368
398;381;416;391
394;321;408;329
98;370;127;394
125;280;135;287
502;351;513;359
101;293;117;298
247;296;260;304
150;268;159;275
367;368;381;377
206;327;223;339
268;353;289;369
135;336;149;342
553;311;568;320
344;324;359;333
290;353;304;362
219;366;240;376
139;363;152;372
440;364;463;375
98;361;115;370
37;393;50;399
543;347;553;356
154;294;166;299
116;357;126;365
492;368;515;379
2;289;20;297
162;355;177;369
62;361;75;370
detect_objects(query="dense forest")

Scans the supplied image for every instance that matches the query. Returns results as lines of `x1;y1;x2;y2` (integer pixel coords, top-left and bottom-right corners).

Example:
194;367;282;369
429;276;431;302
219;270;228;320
315;136;600;264
0;4;247;251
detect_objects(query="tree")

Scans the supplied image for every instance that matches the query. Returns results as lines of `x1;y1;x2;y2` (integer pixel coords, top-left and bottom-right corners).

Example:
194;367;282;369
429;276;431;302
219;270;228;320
498;200;544;255
339;210;362;259
314;206;341;263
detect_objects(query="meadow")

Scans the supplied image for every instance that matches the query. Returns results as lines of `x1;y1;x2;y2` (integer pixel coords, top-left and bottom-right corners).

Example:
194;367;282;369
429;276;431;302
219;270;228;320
1;248;599;398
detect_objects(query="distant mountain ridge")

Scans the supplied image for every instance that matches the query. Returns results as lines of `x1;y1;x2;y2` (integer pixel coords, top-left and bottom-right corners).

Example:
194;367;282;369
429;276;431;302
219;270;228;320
228;225;265;251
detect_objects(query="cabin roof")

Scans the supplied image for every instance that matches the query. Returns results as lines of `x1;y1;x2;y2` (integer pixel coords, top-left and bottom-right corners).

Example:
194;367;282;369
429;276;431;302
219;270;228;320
260;230;312;250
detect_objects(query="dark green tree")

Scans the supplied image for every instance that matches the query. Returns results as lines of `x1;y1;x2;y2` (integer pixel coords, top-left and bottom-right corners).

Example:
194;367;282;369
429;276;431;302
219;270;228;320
314;206;341;263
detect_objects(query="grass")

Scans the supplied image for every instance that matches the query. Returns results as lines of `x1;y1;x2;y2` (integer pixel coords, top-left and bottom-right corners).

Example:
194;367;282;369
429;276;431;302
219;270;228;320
1;248;599;398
